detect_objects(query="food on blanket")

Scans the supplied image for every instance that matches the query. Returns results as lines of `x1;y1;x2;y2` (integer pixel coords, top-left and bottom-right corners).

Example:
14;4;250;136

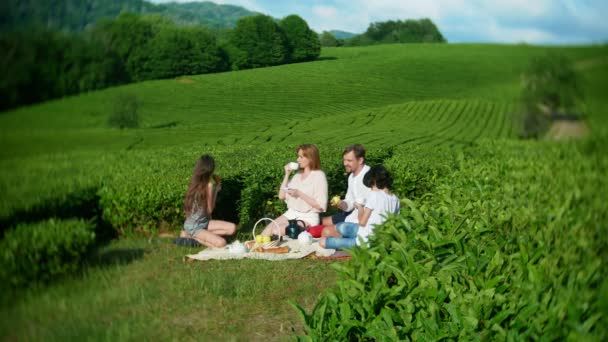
251;246;289;254
330;195;341;207
255;234;264;243
262;235;271;243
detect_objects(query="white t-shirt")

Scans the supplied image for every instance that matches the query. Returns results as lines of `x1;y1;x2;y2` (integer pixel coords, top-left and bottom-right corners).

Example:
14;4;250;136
344;164;371;223
356;190;400;245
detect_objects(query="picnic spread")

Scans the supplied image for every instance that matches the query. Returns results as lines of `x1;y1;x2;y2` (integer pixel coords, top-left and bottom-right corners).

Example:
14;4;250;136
185;236;337;261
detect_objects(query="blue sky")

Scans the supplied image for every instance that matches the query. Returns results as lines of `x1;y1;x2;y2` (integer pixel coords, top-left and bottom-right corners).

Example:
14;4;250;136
151;0;608;44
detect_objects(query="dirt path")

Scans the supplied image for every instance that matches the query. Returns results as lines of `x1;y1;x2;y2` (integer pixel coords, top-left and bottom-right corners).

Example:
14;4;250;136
545;120;589;140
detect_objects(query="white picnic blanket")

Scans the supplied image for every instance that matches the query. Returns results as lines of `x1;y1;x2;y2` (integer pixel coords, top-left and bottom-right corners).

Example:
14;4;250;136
186;238;335;261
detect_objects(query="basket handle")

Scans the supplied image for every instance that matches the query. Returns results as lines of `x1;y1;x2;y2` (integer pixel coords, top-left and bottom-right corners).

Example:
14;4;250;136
252;218;281;240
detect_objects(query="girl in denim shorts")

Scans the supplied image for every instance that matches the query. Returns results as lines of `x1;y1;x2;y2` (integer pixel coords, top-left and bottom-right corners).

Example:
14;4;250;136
179;154;236;248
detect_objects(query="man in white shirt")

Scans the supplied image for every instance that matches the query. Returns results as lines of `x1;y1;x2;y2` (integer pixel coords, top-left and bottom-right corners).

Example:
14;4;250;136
321;144;371;238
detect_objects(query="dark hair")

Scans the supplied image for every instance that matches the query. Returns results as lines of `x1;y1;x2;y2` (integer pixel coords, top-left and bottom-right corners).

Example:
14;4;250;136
297;144;321;170
363;165;393;190
184;154;215;215
343;144;366;159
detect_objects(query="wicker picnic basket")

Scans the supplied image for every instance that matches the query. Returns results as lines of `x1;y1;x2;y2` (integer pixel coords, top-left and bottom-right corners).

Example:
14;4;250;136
247;218;281;250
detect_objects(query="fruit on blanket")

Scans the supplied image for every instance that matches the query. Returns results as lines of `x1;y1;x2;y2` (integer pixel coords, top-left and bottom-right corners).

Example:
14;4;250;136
330;195;341;207
262;235;271;243
255;235;264;243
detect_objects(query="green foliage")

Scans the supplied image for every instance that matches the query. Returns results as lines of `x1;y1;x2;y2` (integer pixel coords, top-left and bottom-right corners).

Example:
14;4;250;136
522;53;584;112
1;0;257;33
279;15;320;62
136;26;227;80
347;18;446;46
319;31;340;47
228;14;289;69
108;93;139;129
0;29;125;111
0;218;95;287
92;13;170;82
296;139;608;340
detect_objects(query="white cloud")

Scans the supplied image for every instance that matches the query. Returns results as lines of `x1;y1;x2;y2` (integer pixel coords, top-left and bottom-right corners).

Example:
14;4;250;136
312;5;338;19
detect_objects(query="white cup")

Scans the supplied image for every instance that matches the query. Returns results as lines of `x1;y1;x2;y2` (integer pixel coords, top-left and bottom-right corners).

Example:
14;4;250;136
288;162;299;170
298;231;313;246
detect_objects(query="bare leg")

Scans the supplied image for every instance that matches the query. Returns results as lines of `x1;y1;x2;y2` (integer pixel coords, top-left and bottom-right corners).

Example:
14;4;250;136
321;216;334;226
207;220;236;236
321;225;341;238
261;215;288;236
192;229;228;248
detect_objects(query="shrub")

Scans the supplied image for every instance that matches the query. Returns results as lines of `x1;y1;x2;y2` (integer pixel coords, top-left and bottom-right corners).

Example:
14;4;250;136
0;218;96;287
108;93;139;129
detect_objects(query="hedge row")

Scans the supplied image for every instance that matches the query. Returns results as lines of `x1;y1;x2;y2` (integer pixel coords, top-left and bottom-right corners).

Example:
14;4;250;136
0;218;96;288
0;142;455;239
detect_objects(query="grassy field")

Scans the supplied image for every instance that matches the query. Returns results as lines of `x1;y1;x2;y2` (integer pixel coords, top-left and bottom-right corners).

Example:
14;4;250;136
2;43;606;158
1;43;607;340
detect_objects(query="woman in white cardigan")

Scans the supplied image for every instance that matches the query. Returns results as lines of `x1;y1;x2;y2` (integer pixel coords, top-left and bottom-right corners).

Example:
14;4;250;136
262;144;328;236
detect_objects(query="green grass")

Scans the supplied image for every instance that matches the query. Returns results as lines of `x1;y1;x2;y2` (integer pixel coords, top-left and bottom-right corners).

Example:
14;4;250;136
0;238;338;340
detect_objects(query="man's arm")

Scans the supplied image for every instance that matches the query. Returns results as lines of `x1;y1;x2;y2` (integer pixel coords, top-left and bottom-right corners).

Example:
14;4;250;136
341;175;355;211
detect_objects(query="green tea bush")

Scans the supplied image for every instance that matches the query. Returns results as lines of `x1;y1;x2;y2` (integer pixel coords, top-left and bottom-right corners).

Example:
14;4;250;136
0;218;96;287
385;145;457;199
0;151;110;234
294;139;607;340
108;93;139;129
96;144;390;237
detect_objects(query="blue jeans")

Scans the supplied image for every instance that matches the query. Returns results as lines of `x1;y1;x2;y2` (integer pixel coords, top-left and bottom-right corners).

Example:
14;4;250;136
325;222;359;249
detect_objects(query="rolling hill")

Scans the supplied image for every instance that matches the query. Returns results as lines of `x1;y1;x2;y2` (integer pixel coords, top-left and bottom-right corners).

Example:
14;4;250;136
1;43;606;159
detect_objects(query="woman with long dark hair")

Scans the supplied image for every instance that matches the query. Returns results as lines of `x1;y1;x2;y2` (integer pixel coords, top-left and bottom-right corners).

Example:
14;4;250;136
180;154;236;248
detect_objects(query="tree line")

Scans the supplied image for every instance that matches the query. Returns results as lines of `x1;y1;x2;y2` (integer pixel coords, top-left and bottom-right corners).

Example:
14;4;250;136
0;13;320;111
319;18;445;47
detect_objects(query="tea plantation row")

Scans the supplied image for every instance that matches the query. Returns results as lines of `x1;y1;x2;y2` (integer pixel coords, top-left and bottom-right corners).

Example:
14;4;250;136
296;136;608;340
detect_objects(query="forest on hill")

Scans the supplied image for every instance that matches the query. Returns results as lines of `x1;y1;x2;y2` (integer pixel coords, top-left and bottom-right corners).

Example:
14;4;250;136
0;0;257;32
0;12;320;111
1;1;447;111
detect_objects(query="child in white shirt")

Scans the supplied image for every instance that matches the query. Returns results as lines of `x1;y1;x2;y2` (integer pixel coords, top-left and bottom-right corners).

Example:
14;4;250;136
320;165;400;249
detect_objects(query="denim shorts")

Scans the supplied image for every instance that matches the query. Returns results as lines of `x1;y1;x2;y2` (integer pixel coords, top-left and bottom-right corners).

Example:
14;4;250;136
325;222;359;249
184;216;209;237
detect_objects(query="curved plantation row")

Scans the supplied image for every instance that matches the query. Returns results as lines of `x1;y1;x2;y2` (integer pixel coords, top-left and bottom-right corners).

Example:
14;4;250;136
247;99;518;148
